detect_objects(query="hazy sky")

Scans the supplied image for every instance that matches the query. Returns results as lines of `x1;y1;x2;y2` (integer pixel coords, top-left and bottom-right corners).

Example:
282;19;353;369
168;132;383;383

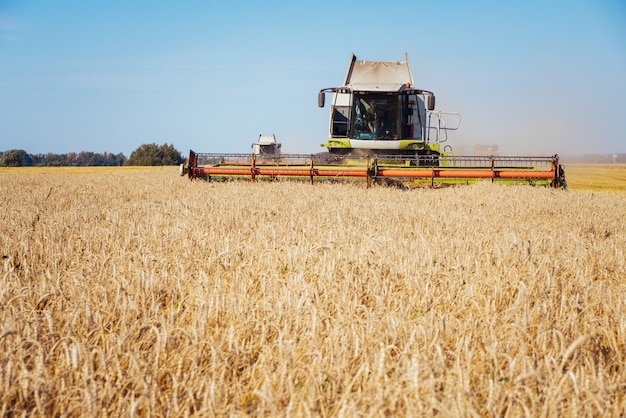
1;0;625;157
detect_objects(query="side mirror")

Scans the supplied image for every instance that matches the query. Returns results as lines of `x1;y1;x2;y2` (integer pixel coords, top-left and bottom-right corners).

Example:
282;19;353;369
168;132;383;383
427;94;435;111
318;92;325;108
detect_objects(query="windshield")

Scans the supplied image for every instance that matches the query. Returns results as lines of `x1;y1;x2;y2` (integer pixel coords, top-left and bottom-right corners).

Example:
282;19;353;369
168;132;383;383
352;94;398;140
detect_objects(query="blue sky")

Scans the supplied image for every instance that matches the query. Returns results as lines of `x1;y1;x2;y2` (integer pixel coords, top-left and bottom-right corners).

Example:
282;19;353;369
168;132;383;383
1;0;625;157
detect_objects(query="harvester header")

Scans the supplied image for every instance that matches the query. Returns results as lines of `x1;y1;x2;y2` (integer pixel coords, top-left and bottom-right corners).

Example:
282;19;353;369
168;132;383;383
183;151;564;188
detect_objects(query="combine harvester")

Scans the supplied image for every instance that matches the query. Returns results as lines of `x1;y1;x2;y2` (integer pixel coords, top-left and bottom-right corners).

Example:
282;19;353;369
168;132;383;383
182;54;566;188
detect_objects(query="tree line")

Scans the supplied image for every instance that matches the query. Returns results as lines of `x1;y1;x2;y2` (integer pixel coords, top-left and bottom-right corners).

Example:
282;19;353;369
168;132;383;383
0;143;185;167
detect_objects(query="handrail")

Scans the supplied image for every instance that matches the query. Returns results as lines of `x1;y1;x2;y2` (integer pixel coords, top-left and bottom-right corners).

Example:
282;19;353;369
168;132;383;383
427;111;461;144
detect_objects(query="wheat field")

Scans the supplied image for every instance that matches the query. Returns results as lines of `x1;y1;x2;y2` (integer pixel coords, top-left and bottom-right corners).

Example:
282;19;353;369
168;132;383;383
1;168;625;416
563;164;626;192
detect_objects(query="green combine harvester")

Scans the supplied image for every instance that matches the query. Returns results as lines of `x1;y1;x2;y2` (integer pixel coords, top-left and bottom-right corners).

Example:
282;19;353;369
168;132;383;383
182;54;566;188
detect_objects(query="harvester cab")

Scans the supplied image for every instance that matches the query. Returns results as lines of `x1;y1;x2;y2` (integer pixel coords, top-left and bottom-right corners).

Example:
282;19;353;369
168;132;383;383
318;53;461;161
252;134;281;156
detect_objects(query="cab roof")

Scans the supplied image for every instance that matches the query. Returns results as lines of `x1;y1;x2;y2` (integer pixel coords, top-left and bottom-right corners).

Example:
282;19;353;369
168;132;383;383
343;53;415;92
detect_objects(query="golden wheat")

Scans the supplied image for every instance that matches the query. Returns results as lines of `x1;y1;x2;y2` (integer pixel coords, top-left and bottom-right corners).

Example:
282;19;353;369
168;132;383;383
1;169;625;416
564;164;626;192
